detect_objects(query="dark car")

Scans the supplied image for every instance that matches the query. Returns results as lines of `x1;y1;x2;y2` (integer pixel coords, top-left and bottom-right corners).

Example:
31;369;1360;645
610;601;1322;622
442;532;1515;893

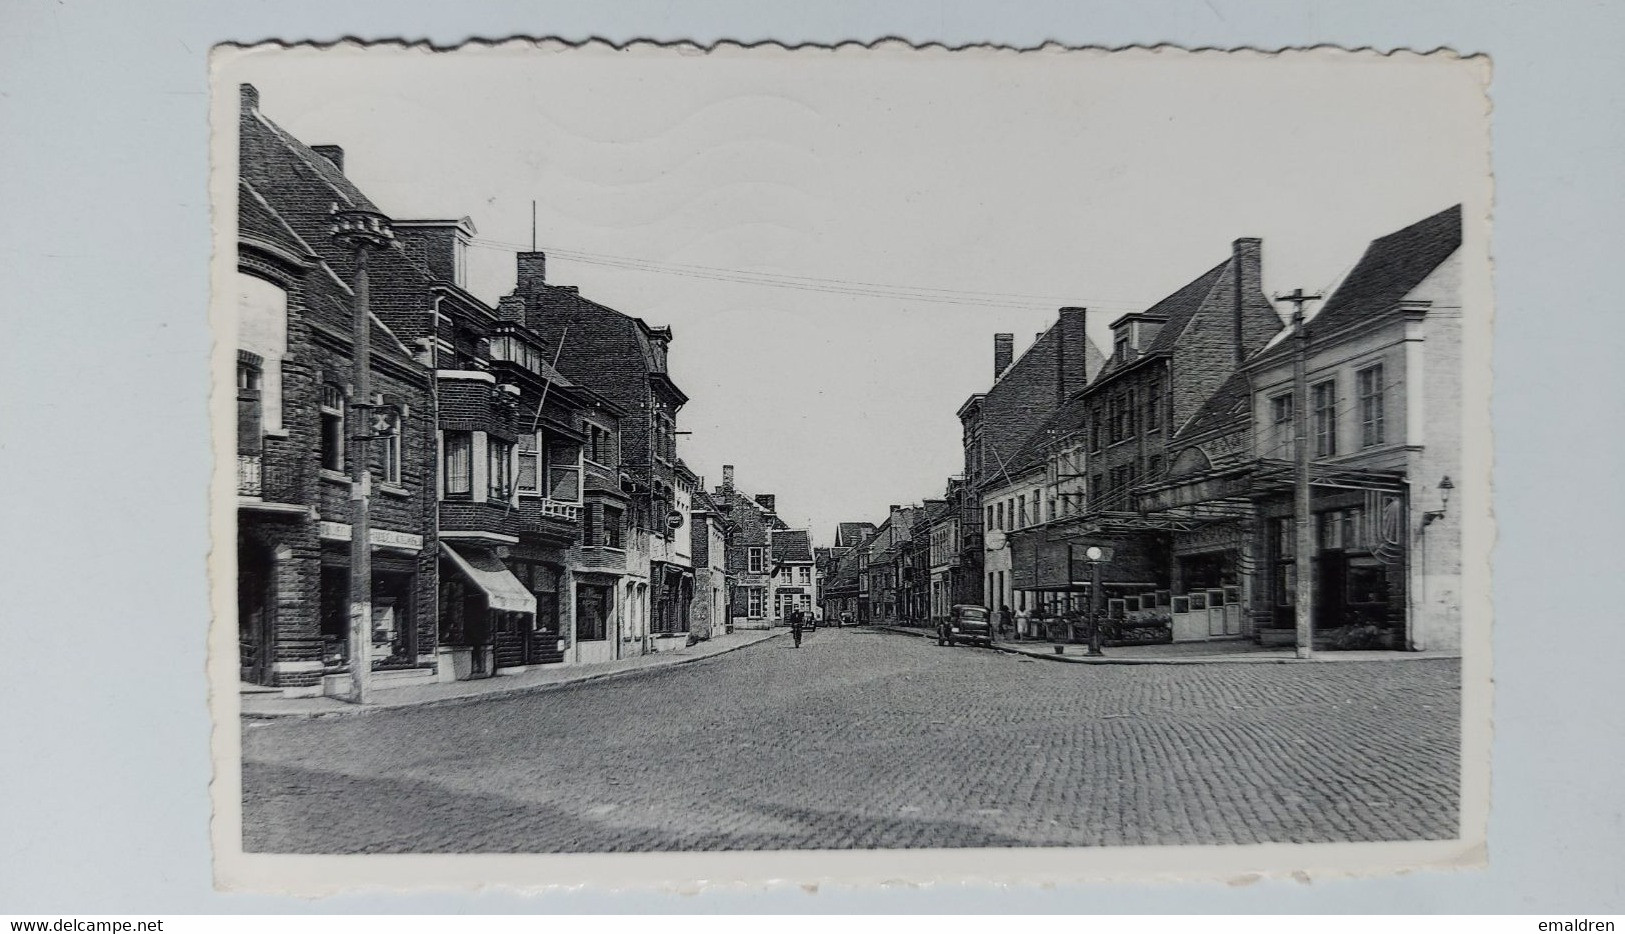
938;605;993;647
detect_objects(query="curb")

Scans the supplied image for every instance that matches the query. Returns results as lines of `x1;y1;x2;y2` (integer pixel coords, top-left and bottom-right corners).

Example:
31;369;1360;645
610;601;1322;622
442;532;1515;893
242;631;783;721
869;625;1460;666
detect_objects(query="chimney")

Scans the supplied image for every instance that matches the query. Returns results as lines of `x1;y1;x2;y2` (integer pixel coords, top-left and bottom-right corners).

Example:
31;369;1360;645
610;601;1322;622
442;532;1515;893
1058;307;1088;400
993;333;1014;377
497;295;526;326
517;251;547;291
755;493;776;514
311;145;344;173
722;465;734;494
1232;237;1263;366
239;83;259;113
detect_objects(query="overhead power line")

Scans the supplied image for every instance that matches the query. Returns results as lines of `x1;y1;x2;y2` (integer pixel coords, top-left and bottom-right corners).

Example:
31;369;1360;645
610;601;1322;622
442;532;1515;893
465;236;1156;312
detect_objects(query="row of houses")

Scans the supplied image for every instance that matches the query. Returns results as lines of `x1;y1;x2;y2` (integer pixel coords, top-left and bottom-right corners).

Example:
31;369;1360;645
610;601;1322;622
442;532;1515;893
235;85;813;697
820;206;1463;653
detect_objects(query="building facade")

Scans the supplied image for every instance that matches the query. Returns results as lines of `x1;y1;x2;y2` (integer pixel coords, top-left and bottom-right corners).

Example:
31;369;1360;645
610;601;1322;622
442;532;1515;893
237;84;439;695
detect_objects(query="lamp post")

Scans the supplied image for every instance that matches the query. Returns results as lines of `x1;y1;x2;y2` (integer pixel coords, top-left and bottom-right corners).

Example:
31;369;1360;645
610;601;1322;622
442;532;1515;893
1084;545;1105;656
1421;476;1454;527
330;205;395;704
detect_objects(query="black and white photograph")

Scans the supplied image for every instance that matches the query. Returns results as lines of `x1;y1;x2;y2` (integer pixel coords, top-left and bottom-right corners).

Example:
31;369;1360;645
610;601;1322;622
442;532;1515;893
210;41;1493;891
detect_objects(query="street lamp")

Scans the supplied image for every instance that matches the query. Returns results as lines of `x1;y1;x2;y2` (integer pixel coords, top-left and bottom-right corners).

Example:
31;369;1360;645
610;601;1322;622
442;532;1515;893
1083;545;1105;657
330;204;395;705
1421;475;1454;527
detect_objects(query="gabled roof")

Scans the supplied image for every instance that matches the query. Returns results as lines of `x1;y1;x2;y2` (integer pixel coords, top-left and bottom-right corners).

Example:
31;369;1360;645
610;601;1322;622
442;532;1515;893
1307;204;1462;337
1000;386;1096;478
1091;259;1231;384
771;529;814;563
834;521;876;548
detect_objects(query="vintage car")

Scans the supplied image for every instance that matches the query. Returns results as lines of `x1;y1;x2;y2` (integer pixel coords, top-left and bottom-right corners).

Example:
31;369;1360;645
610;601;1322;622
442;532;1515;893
937;604;993;647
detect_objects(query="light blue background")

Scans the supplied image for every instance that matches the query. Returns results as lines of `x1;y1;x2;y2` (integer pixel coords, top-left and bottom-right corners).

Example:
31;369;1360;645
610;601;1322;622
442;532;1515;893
1;0;1620;914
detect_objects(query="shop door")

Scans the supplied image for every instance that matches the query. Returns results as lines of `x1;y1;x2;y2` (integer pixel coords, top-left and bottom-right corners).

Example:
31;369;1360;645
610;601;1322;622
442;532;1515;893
238;542;273;685
1315;551;1348;634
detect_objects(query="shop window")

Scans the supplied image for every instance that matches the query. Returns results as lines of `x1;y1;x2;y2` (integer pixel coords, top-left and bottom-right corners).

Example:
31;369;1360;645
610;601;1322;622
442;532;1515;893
1347;560;1390;605
320;384;346;472
1358;363;1386;448
442;431;472;497
319;565;349;669
575;584;611;641
371;571;416;670
1312;379;1338;457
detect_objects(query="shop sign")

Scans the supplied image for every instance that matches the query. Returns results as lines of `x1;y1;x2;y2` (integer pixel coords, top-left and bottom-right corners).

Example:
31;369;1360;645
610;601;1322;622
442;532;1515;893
319;521;424;552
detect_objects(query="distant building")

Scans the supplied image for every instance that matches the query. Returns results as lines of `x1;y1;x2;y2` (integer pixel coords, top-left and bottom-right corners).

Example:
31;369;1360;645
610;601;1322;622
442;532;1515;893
689;485;733;641
769;529;816;622
714;466;786;630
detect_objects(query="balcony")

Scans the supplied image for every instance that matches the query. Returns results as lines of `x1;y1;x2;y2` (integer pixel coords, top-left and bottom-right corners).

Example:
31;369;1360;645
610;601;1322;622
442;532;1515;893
516;495;583;545
237;453;299;505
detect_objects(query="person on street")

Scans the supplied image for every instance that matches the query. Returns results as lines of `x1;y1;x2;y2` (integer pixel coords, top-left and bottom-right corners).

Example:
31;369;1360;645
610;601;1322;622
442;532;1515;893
790;608;805;648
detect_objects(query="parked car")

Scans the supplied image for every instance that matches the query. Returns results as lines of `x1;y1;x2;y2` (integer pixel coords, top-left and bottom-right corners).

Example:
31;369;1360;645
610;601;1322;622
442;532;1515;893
938;604;993;647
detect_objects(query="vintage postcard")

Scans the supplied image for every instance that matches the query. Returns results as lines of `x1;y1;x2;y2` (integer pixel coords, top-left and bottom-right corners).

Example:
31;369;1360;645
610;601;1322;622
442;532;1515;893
209;41;1493;893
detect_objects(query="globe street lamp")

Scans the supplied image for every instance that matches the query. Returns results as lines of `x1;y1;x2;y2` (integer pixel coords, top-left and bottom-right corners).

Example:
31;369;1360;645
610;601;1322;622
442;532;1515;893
1084;545;1106;657
330;205;395;704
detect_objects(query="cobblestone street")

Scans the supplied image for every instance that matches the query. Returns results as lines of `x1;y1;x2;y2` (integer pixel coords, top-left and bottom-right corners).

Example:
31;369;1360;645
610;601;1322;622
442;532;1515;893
242;628;1460;853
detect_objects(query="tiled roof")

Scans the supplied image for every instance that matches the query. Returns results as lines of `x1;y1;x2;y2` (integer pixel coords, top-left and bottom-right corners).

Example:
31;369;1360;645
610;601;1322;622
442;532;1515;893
1091;260;1230;384
835;521;875;547
1308;205;1462;337
1171;370;1251;444
771;529;813;563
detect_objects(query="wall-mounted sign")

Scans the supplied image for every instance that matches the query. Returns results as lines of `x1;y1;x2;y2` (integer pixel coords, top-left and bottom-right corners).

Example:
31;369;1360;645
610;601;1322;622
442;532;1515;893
318;521;424;552
666;510;685;530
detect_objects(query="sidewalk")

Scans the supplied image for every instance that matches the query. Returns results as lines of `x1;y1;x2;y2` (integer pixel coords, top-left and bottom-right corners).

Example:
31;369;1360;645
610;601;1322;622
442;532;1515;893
240;629;781;719
872;624;1459;665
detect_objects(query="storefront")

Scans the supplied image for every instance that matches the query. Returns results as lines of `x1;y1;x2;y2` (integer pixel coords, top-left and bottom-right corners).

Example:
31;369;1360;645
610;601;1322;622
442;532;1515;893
1007;525;1172;644
437;542;537;680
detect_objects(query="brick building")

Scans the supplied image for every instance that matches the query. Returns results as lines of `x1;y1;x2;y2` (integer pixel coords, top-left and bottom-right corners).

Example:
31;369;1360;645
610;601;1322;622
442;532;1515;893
769;529;816;623
714;466;787;630
236;85;438;694
501;250;692;660
688;485;733;641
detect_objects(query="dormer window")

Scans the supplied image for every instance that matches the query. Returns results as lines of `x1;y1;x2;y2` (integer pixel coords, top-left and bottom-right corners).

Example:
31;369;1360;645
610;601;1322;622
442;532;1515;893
1115;335;1129;361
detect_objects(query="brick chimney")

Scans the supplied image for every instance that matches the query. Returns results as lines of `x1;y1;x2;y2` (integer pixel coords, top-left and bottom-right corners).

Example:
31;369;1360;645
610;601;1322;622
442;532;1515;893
497;295;526;326
721;465;735;495
994;333;1014;377
311;145;344;173
1057;306;1089;400
517;251;547;291
1232;237;1263;366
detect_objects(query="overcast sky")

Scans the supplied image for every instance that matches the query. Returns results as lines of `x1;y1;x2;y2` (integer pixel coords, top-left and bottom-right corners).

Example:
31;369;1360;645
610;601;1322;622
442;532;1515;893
225;44;1487;546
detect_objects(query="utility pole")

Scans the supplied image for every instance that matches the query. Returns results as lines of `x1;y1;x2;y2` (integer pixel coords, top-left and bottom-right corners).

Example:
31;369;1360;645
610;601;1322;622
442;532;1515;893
331;206;395;704
1277;288;1322;660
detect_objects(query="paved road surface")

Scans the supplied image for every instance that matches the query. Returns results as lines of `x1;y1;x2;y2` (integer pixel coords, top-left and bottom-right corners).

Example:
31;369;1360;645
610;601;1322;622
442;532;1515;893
242;627;1459;853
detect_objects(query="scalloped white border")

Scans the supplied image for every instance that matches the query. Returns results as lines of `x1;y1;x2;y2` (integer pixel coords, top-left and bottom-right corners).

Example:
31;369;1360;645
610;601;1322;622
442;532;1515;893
207;39;1494;896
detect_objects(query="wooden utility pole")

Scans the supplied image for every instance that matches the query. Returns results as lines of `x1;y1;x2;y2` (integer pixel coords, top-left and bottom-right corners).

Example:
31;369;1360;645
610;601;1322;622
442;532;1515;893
331;207;395;704
1278;288;1322;660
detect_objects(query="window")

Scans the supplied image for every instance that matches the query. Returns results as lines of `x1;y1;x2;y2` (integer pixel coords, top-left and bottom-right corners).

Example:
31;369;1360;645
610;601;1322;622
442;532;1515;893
1047;497;1056;521
602;506;624;549
516;433;540;493
1017;495;1027;527
1312;379;1338;457
586;423;617;467
747;587;764;618
237;273;288;432
575;584;612;641
237;356;263;446
1006;498;1015;529
1357;364;1385;448
487;438;514;500
1089;408;1102;452
379;426;402;486
547;439;582;502
1090;474;1103;501
799;566;811;585
1109;393;1133;444
443;431;472;496
320;384;346;472
995;501;1004;531
748;547;764;574
986;505;994;532
1114;335;1128;360
1144;379;1162;432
